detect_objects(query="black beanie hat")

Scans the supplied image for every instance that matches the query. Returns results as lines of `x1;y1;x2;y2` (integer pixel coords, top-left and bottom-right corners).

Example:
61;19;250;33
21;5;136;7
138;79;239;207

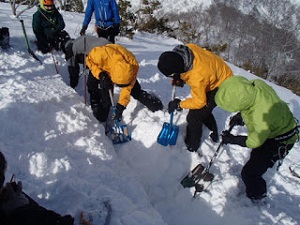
157;51;185;76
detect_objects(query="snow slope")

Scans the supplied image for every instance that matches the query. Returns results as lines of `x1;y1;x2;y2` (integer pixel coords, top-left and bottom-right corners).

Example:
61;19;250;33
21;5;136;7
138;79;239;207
1;3;300;225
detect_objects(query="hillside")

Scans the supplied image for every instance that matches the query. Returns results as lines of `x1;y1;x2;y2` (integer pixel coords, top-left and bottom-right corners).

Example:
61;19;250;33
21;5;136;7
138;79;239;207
1;2;300;225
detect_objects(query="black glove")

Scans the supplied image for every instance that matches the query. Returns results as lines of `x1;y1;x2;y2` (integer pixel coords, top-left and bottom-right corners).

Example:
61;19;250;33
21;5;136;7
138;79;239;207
112;103;125;121
171;73;185;87
171;78;185;87
99;71;113;90
168;98;182;114
80;26;87;36
113;23;120;36
229;112;244;127
47;29;57;40
221;131;247;147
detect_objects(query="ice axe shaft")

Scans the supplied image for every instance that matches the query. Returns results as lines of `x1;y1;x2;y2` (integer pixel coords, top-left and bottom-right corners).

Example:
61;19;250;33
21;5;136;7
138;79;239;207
157;86;179;146
108;89;131;144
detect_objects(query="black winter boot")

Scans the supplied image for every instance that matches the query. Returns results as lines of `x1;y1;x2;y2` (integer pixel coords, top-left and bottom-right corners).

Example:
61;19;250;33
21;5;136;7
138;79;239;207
57;215;74;225
203;114;219;142
0;27;10;49
138;91;163;112
184;124;202;152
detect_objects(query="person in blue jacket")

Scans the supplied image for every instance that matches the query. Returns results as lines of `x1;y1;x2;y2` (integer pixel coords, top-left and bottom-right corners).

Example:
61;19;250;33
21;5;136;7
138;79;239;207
80;0;121;43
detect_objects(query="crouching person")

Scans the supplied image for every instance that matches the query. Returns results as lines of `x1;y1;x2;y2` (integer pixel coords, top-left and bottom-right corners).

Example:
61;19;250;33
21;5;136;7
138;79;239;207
32;0;68;54
0;151;74;225
215;76;299;201
61;35;111;89
157;44;233;152
86;44;163;123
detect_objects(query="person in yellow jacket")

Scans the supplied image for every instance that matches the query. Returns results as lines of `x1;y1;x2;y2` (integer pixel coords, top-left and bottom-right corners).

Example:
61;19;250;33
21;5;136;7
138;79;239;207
86;44;163;123
157;44;233;152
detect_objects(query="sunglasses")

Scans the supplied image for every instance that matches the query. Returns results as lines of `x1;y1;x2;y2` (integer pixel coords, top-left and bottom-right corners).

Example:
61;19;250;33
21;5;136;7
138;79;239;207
44;5;54;10
116;83;130;88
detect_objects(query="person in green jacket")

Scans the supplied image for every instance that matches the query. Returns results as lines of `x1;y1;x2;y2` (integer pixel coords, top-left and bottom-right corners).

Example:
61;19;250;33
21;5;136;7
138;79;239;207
32;0;69;54
215;76;299;201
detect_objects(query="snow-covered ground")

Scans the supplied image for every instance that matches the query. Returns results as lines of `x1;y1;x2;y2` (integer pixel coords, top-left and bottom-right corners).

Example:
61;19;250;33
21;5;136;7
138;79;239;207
1;3;300;225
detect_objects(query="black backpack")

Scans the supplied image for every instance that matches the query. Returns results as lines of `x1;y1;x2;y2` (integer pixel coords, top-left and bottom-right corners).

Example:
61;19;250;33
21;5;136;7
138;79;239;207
0;27;10;49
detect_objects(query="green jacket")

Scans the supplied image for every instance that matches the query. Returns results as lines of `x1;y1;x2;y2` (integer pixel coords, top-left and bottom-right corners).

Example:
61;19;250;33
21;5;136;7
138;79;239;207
32;6;65;40
215;76;298;148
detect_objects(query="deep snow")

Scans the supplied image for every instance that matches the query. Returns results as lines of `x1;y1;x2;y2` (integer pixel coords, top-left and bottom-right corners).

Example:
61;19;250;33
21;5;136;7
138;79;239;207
1;2;300;225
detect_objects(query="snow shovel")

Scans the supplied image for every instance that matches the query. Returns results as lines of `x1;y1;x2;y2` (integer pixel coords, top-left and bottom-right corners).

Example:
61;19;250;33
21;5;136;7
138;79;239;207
157;86;179;146
108;89;131;144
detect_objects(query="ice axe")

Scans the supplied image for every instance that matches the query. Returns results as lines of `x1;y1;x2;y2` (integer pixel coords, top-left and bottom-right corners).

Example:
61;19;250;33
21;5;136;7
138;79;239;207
157;86;179;146
19;19;43;65
108;89;131;144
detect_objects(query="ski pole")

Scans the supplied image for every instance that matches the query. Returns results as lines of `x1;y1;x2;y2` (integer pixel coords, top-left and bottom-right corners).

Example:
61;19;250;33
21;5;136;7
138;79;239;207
51;50;59;74
193;124;235;197
205;124;234;172
83;35;87;105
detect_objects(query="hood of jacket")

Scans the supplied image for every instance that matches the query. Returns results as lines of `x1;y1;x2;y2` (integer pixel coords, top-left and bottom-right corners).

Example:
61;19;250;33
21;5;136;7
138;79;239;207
215;76;256;112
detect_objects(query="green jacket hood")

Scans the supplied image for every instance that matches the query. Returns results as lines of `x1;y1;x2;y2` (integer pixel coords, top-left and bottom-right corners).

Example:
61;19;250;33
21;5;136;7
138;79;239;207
215;76;256;112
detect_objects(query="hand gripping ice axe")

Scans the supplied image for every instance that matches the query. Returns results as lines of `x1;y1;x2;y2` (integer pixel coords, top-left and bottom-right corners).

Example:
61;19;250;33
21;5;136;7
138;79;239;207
181;124;235;197
157;86;179;146
108;89;131;144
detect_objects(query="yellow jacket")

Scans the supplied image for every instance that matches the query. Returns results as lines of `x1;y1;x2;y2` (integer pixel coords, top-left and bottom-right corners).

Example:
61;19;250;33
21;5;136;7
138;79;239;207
180;44;233;109
86;44;139;107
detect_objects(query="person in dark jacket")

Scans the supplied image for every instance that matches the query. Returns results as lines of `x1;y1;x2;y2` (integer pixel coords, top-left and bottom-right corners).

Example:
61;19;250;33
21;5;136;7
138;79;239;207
32;0;69;54
157;44;233;152
215;76;299;201
61;35;111;89
0;151;74;225
80;0;121;43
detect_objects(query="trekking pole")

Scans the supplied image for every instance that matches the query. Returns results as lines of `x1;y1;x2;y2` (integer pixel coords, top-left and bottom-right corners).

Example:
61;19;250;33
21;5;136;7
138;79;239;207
206;124;234;171
83;35;87;105
51;50;59;74
193;123;235;197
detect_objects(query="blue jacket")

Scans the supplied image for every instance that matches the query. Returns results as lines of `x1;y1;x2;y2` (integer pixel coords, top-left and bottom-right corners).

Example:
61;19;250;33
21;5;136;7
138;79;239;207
83;0;120;28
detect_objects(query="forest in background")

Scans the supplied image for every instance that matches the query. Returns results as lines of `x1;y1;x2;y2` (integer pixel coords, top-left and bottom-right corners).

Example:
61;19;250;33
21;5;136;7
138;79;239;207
3;0;300;95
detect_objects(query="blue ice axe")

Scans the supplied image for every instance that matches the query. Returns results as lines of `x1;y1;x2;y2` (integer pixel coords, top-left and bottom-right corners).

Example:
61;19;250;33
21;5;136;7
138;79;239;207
157;86;179;146
109;89;131;144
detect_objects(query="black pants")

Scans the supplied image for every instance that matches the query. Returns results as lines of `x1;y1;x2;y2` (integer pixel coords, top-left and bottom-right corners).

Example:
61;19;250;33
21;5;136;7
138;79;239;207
184;89;218;151
1;192;73;225
87;72;111;122
68;54;85;89
87;73;163;122
0;27;9;49
97;26;116;43
4;204;73;225
36;30;68;54
241;140;293;199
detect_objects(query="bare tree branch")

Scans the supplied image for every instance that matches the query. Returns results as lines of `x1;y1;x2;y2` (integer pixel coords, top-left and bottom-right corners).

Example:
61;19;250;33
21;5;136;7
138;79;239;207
9;0;39;19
